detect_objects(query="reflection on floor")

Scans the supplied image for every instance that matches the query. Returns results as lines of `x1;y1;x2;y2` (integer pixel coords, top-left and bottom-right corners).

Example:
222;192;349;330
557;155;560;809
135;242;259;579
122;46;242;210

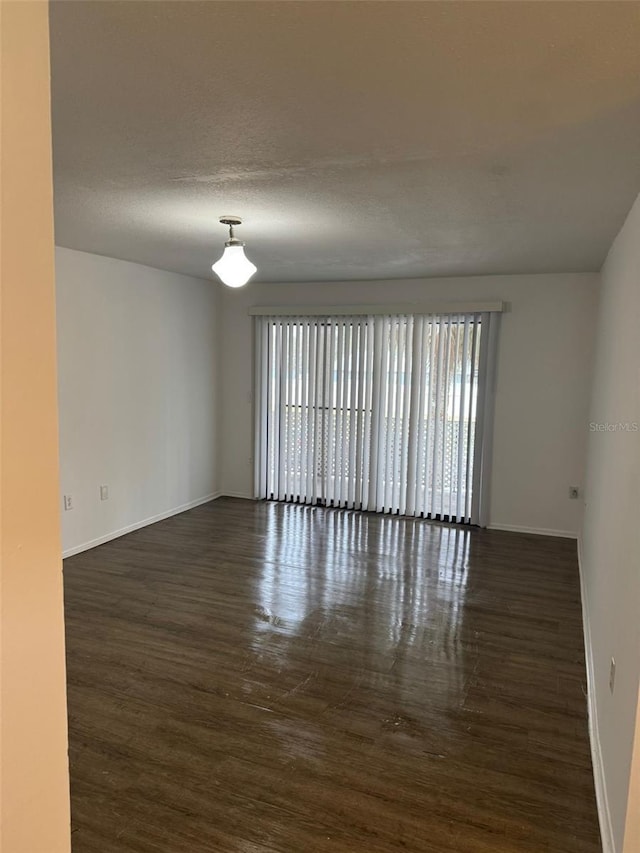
64;497;601;852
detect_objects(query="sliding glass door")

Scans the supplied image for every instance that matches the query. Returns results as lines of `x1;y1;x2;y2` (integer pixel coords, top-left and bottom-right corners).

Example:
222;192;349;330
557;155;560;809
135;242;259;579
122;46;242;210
255;312;498;525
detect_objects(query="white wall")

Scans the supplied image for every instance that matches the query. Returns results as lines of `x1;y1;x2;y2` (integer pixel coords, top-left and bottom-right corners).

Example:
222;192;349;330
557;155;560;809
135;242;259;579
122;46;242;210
581;192;640;853
56;247;221;555
220;273;598;537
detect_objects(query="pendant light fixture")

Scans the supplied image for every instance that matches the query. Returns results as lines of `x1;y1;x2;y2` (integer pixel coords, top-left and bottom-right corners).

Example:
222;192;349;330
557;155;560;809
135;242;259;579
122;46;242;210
211;216;257;288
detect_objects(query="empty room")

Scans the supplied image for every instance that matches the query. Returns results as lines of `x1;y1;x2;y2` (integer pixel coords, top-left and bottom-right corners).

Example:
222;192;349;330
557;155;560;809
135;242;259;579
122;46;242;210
1;2;639;853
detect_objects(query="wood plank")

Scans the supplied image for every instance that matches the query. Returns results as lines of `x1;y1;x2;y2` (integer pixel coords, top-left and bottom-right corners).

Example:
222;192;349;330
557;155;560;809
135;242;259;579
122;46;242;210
64;498;601;852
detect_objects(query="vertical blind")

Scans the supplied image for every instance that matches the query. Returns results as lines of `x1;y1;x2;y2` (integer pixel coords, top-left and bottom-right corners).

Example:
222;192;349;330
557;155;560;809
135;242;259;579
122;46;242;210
254;312;499;526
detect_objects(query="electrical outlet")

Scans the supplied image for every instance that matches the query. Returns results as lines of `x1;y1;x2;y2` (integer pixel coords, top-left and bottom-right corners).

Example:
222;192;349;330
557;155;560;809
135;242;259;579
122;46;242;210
610;658;616;694
63;494;73;511
568;486;580;500
99;484;109;501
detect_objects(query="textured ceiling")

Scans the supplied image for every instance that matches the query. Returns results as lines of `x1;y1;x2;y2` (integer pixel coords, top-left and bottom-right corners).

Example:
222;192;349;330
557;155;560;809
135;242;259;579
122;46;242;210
50;1;640;283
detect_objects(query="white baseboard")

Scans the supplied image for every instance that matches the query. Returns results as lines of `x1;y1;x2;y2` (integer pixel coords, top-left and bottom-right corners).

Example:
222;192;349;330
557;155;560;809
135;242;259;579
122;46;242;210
62;492;222;558
487;522;578;539
578;535;615;853
218;492;256;500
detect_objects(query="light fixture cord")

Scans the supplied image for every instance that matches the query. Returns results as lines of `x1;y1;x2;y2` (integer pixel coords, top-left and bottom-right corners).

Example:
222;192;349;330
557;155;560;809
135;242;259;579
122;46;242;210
229;223;236;241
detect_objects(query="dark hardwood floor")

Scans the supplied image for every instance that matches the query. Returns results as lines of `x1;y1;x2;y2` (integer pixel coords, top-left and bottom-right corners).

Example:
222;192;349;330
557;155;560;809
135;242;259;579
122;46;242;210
63;497;601;852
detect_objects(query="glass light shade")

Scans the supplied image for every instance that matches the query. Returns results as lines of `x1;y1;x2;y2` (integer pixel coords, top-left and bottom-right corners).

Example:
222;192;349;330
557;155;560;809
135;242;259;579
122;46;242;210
211;243;257;288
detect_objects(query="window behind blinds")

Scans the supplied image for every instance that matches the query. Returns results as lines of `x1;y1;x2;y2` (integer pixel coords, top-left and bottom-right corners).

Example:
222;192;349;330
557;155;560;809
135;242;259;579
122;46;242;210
255;312;498;525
